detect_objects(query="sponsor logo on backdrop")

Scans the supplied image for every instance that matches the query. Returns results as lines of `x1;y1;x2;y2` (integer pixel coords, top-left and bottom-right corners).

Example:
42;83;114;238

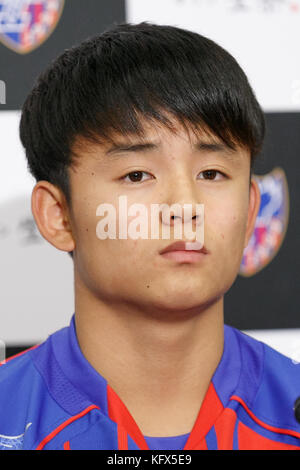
0;0;64;54
175;0;300;13
239;167;289;277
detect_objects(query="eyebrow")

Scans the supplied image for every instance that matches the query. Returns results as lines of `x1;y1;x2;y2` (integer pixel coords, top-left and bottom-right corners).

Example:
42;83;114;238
105;142;158;156
105;139;238;158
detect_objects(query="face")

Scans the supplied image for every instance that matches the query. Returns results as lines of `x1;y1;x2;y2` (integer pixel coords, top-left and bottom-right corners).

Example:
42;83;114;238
36;120;260;315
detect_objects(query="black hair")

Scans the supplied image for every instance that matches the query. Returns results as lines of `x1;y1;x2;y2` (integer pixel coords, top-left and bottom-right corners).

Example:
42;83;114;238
19;21;265;260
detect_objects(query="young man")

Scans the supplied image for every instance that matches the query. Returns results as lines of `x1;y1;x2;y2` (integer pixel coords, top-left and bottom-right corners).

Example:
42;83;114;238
1;21;300;451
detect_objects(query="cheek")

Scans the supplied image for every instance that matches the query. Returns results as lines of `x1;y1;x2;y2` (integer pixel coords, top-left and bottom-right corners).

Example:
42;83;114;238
207;198;248;254
203;198;249;291
73;188;121;245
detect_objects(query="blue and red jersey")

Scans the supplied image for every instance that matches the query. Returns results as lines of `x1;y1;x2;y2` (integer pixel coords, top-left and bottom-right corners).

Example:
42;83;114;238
1;314;300;450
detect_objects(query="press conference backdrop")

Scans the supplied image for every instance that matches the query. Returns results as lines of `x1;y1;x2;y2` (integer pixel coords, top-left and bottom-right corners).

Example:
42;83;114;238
0;0;299;360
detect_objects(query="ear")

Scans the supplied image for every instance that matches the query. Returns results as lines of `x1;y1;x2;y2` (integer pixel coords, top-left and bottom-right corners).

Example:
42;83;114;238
244;177;261;249
31;181;75;253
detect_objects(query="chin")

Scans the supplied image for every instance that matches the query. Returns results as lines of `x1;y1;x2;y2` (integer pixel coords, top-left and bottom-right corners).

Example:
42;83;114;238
147;288;214;314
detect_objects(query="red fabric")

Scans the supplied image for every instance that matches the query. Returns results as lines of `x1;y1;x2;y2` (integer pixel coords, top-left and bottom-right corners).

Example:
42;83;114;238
238;421;300;450
184;382;223;450
63;441;70;450
117;424;128;450
107;384;149;450
214;408;237;450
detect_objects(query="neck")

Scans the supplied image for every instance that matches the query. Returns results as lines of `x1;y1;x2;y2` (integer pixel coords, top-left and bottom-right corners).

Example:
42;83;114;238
74;275;224;437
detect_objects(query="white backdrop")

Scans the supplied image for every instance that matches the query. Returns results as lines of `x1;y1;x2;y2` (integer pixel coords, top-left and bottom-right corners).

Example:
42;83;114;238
126;0;300;112
0;111;74;344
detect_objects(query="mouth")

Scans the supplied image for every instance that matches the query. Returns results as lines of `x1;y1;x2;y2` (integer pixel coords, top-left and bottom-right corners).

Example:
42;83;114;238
159;241;208;263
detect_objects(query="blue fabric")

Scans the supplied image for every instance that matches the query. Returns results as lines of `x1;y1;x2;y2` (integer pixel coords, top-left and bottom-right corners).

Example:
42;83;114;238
211;324;244;406
144;432;190;450
0;313;300;449
205;426;218;450
50;318;109;416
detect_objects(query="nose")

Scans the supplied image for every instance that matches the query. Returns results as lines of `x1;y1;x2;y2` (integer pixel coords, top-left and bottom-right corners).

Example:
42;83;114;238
159;173;203;228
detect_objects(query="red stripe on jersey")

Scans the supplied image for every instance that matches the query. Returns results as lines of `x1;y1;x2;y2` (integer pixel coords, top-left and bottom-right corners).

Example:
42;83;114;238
63;440;70;450
0;345;39;366
36;404;99;450
214;408;237;450
184;382;223;450
192;437;208;450
107;385;149;450
117;424;128;450
238;421;300;450
230;395;300;441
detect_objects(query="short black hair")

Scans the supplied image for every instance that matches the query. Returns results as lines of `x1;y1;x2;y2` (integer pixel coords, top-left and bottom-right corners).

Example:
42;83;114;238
19;21;265;260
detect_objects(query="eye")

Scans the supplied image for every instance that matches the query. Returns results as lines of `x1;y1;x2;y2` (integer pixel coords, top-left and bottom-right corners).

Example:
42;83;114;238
120;171;153;184
198;170;226;181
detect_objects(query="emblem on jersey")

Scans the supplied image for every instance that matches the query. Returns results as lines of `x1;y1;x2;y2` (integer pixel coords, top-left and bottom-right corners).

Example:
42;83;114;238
0;0;64;54
0;423;32;450
239;167;289;277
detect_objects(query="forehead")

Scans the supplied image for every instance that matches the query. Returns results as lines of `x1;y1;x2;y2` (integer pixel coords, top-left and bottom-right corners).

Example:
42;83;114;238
71;116;249;167
105;120;215;149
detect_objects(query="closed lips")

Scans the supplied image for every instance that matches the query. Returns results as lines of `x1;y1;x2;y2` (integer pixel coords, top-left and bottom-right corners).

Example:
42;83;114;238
160;241;207;254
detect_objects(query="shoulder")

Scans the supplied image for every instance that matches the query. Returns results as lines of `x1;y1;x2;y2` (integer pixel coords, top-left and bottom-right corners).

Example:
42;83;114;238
0;344;43;405
0;336;71;449
230;326;300;435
